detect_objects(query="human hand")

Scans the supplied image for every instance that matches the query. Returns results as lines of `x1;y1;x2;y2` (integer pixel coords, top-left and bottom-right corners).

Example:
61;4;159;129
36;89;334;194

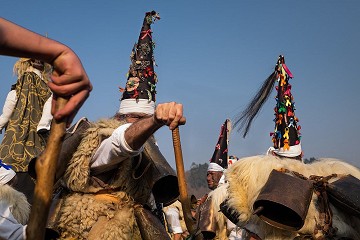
154;102;186;130
48;48;92;126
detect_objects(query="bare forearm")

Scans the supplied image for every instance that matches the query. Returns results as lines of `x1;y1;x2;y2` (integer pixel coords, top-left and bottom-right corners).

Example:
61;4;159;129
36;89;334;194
124;102;186;150
0;18;92;126
0;18;68;63
124;116;164;150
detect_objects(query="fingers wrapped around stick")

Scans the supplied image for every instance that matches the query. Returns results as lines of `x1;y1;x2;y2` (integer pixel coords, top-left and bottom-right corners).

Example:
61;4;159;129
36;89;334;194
154;102;186;130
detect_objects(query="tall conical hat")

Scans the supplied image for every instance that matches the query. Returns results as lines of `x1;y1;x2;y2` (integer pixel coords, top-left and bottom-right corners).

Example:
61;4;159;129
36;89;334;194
234;55;302;159
269;55;302;158
119;11;160;115
208;119;231;171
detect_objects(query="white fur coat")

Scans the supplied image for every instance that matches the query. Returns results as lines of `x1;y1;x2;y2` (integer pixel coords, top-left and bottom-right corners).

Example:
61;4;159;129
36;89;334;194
209;155;360;239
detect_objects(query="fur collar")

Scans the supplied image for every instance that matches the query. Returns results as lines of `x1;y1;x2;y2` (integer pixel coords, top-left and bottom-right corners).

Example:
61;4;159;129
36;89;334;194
63;118;124;192
62;118;152;204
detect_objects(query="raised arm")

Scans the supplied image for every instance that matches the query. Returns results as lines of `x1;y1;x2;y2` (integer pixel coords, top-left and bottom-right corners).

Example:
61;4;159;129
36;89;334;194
125;102;186;150
0;18;92;125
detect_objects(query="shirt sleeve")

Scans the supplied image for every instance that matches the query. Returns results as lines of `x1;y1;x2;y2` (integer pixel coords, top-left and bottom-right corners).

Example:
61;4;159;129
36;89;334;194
164;207;183;234
0;90;17;131
90;123;144;169
0;202;26;240
37;94;53;132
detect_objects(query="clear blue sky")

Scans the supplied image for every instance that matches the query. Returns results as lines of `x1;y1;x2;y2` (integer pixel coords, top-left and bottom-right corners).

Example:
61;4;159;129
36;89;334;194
1;1;359;170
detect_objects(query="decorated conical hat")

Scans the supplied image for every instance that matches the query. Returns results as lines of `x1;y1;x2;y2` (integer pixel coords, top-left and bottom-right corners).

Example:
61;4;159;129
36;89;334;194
119;11;160;115
269;55;302;158
208;119;231;171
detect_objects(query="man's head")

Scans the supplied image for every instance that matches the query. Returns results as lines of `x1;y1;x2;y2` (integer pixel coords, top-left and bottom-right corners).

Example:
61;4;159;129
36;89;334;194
29;59;45;71
13;58;51;80
114;112;152;123
206;162;224;190
206;170;223;190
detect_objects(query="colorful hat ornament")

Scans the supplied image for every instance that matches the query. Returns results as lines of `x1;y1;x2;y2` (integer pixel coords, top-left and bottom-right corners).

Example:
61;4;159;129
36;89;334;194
208;119;232;171
227;155;239;167
119;11;161;115
234;55;302;158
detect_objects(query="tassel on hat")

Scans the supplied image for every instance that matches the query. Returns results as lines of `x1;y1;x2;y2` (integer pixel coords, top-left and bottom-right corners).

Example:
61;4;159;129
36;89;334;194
234;55;302;159
119;11;161;115
208;119;231;172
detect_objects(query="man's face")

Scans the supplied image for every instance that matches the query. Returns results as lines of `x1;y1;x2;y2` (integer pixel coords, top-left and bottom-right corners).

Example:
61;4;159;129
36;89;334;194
114;113;151;123
207;171;223;190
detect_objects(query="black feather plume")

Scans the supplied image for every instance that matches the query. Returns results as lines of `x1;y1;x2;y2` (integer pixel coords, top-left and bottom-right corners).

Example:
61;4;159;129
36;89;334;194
234;71;277;138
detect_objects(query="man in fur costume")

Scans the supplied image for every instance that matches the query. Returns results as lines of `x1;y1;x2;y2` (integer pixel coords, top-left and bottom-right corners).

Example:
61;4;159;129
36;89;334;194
0;57;53;204
211;55;360;239
51;11;185;240
214;155;360;239
196;119;249;240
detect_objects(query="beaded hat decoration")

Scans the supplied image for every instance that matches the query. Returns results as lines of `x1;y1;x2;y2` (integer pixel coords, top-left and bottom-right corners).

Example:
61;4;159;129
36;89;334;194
119;11;160;115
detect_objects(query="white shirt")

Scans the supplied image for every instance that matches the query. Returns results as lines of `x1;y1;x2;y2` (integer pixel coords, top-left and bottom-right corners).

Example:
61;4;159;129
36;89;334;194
227;219;246;240
90;123;144;171
0;201;26;240
36;94;53;132
0;90;17;132
164;206;183;234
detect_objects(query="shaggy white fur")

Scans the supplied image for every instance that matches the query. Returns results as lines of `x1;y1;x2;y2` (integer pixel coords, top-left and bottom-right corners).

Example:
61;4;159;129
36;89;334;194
211;155;360;239
0;184;30;225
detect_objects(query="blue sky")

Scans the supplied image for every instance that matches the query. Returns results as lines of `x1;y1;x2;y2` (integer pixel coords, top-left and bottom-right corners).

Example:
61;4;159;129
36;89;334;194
1;1;359;170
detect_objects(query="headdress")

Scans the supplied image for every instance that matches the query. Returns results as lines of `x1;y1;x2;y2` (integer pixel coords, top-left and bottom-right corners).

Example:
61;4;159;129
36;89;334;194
208;119;231;172
119;11;161;115
13;58;51;81
269;56;302;157
234;55;302;158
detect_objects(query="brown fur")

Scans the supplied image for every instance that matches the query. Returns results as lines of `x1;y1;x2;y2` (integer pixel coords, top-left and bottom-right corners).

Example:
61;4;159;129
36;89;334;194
63;118;123;192
56;118;156;239
56;192;141;239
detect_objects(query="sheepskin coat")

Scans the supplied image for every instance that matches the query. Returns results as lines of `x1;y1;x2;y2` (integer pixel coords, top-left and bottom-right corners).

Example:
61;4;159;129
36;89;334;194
210;155;360;240
62;118;152;203
0;183;30;225
54;118;156;239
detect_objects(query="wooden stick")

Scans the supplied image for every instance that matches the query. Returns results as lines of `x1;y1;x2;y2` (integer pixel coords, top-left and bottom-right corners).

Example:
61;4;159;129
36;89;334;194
26;97;67;240
172;127;199;237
